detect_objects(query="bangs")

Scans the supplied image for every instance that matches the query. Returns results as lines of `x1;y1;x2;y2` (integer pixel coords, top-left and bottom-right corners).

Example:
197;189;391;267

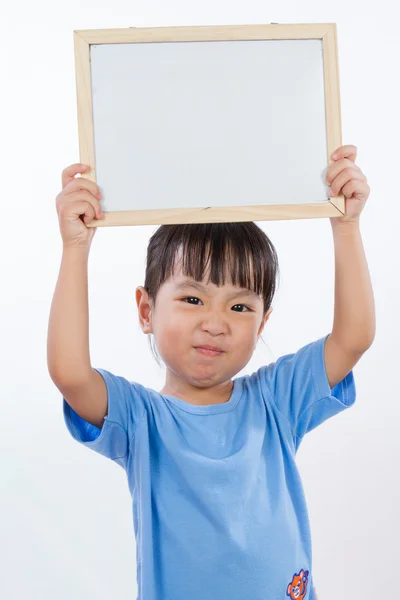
148;223;279;313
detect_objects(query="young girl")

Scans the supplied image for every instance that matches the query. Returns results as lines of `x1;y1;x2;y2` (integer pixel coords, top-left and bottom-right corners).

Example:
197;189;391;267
47;145;374;599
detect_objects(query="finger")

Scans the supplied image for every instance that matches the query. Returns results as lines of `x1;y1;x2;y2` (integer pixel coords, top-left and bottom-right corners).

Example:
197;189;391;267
61;163;90;189
330;168;367;197
331;144;357;162
59;200;96;224
64;175;102;200
60;190;103;219
325;158;365;185
82;204;96;224
341;179;370;201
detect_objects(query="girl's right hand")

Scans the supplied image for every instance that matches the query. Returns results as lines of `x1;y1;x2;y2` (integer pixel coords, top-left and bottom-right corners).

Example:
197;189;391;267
56;163;104;249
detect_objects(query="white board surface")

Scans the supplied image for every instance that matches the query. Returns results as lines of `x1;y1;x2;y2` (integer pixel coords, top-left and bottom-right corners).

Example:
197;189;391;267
89;39;330;213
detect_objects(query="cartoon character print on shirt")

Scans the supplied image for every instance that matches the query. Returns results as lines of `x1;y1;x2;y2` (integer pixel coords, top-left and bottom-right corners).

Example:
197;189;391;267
286;569;309;599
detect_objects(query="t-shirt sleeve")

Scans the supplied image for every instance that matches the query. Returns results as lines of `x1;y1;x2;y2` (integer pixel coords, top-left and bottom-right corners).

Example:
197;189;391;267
259;334;356;447
63;368;146;469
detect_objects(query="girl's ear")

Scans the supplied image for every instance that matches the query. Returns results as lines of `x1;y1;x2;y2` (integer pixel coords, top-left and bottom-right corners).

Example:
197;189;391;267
136;286;153;334
257;307;273;337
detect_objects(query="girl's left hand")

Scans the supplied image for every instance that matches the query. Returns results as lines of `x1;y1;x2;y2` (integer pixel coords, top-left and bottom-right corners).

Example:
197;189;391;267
326;144;370;224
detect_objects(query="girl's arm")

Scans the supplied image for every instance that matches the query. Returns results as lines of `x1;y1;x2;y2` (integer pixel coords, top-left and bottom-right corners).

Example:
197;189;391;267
47;247;107;428
323;144;375;389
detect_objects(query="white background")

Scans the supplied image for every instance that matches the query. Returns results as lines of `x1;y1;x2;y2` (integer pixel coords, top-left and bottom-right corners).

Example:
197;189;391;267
1;1;398;599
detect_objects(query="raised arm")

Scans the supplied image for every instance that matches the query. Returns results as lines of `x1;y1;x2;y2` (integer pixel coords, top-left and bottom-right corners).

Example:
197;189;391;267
324;145;376;388
47;164;107;428
47;247;92;382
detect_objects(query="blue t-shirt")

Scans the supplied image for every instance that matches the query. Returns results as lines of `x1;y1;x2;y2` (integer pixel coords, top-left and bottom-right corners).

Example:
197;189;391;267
63;334;356;600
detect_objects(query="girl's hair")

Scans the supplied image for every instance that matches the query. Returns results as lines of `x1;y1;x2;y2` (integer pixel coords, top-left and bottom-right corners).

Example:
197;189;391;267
143;222;280;366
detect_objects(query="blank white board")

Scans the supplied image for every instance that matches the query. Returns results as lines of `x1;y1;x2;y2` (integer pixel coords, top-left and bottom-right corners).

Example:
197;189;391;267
73;24;344;226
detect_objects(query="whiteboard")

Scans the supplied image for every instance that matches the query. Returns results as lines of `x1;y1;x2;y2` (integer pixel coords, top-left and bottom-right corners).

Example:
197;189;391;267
73;24;344;226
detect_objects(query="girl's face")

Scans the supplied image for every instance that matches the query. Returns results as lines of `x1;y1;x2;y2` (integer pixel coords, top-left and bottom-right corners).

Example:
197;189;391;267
136;260;272;402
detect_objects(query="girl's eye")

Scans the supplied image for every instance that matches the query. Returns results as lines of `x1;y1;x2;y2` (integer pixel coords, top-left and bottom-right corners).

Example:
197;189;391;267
181;297;251;312
232;304;251;312
182;297;201;305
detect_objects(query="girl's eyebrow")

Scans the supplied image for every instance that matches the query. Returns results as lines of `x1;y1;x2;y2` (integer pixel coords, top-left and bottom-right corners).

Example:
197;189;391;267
174;279;260;301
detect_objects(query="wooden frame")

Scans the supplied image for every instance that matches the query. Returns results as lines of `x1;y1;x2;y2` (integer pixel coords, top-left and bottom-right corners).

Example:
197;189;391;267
73;23;344;227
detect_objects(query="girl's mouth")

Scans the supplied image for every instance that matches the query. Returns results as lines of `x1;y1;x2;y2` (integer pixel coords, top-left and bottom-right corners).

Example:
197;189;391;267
195;347;223;357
